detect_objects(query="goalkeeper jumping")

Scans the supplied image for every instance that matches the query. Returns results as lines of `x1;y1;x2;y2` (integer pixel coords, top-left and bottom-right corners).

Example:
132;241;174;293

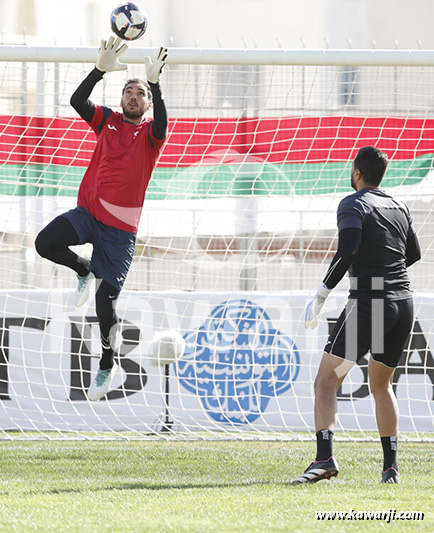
35;37;168;401
292;146;421;485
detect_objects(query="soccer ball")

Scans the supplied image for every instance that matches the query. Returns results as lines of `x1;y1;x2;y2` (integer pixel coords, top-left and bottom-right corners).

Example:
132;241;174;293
110;2;148;41
147;330;186;367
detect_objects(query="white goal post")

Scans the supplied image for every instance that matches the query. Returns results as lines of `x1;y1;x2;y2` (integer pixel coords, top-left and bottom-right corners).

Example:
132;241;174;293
0;45;433;440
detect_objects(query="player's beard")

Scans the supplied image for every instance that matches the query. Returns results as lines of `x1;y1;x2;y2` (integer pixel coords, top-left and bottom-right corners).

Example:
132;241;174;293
122;106;144;120
350;168;356;190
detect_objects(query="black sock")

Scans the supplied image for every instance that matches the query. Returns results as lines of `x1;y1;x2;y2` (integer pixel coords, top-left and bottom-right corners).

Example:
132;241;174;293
99;336;114;371
77;258;91;278
316;429;334;461
95;279;121;371
381;436;398;471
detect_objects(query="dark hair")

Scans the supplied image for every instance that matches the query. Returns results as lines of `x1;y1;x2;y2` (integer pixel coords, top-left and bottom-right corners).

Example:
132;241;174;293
353;146;388;186
122;78;152;100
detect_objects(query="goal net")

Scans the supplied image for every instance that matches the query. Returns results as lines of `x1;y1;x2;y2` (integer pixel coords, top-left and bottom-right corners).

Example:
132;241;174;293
0;46;433;440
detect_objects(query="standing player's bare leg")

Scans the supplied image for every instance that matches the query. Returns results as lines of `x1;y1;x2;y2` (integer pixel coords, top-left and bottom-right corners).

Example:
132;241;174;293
314;352;354;432
291;352;353;484
368;357;400;483
368;357;398;436
314;352;354;462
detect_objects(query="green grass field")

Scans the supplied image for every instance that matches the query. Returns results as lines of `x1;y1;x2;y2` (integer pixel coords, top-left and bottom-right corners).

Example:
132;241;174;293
0;439;432;532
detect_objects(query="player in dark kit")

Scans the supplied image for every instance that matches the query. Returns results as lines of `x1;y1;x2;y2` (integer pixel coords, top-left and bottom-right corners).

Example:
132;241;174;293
291;146;421;485
35;37;168;401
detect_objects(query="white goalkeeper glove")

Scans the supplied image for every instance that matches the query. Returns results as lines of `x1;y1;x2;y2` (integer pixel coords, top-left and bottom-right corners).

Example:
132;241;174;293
304;283;332;329
96;36;128;73
144;47;168;84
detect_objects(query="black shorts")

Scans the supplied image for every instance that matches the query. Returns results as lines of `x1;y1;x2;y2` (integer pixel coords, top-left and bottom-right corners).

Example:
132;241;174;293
324;297;413;368
62;207;136;291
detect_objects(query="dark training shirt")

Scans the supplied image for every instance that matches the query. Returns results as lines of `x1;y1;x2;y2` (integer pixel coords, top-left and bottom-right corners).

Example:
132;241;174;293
324;188;420;300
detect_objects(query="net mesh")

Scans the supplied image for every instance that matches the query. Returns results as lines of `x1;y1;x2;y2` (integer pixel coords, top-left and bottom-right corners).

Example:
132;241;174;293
0;53;433;440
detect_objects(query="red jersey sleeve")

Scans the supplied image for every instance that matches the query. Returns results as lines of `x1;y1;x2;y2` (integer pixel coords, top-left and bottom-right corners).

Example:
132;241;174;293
87;105;113;135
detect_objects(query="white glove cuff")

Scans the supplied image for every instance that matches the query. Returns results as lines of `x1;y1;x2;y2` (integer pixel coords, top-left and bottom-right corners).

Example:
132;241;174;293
317;283;332;299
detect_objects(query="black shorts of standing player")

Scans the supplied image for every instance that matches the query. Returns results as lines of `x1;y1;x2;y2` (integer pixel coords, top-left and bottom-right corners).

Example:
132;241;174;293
324;297;414;368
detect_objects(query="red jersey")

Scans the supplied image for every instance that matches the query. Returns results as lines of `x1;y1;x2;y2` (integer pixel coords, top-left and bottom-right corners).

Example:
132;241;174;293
77;105;165;233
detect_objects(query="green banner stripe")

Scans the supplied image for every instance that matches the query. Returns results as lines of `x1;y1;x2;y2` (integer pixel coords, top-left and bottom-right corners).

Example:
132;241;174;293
0;154;432;199
0;165;85;197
